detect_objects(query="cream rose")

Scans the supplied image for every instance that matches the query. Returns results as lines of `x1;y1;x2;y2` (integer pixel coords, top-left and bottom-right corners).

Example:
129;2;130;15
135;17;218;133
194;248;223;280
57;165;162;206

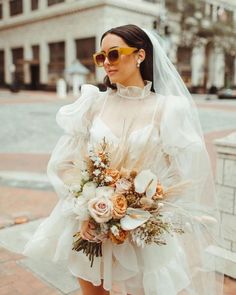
88;195;113;223
95;186;114;199
73;197;90;221
111;194;127;219
82;181;97;199
115;178;132;194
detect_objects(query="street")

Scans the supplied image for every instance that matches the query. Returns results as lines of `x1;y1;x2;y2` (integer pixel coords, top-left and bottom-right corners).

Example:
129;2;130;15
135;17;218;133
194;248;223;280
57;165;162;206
0;89;236;295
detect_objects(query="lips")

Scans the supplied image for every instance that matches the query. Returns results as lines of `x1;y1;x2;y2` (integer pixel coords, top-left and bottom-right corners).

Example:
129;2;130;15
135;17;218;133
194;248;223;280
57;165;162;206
107;69;118;76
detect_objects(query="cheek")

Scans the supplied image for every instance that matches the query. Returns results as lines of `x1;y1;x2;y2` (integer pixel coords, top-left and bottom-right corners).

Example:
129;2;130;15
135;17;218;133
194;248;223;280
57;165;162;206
119;56;136;74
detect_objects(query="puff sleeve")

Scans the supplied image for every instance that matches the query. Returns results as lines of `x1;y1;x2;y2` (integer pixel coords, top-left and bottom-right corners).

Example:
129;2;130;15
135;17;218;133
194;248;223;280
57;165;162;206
47;84;100;199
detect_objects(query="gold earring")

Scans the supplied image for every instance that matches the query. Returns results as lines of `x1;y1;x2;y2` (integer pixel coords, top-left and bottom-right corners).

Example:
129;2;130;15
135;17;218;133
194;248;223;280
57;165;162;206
136;59;141;68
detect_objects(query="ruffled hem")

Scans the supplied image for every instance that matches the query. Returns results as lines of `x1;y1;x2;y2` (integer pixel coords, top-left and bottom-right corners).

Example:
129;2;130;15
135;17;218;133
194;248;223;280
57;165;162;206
68;237;190;295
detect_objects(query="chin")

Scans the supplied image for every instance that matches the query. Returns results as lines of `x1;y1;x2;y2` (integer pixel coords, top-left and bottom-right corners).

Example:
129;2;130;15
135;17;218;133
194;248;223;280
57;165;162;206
109;76;123;85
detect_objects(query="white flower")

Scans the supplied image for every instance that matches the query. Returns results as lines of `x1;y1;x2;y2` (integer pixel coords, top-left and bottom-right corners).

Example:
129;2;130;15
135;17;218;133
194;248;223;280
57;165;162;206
95;186;114;199
88;195;113;223
105;176;113;182
73;197;89;220
70;184;81;193
94;158;101;166
82;181;97;200
134;169;157;198
120;208;151;230
93;169;101;176
111;225;120;237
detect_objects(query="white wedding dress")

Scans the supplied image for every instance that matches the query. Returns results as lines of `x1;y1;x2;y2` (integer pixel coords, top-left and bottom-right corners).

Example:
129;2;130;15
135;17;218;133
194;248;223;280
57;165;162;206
23;82;223;295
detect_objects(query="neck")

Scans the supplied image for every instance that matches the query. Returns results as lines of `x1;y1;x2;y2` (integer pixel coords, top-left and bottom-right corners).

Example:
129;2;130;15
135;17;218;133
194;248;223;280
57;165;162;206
118;72;145;88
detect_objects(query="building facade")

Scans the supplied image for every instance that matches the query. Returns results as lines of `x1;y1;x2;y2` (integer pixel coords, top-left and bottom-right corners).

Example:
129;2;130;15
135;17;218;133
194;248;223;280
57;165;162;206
0;0;235;92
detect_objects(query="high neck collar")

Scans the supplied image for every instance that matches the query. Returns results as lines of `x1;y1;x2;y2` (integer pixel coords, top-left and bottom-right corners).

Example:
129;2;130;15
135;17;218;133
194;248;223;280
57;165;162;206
116;81;152;99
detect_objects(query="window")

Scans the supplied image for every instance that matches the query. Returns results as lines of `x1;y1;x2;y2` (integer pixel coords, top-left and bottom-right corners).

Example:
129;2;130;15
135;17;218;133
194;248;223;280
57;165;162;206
75;37;95;74
0;4;2;19
12;47;24;85
32;45;40;61
0;50;5;85
48;0;65;6
9;0;23;16
177;46;192;87
48;41;65;84
31;0;39;11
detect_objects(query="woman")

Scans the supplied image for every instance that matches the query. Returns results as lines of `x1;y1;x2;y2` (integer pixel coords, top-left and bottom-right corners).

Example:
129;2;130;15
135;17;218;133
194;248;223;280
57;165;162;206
24;25;223;295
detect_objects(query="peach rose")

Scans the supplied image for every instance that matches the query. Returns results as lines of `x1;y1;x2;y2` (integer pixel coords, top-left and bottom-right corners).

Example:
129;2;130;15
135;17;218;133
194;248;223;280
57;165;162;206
105;168;120;186
111;194;128;219
115;178;132;194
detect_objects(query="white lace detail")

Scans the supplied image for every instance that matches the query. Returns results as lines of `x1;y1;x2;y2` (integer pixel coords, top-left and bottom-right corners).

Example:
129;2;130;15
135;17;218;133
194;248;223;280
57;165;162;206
116;80;152;99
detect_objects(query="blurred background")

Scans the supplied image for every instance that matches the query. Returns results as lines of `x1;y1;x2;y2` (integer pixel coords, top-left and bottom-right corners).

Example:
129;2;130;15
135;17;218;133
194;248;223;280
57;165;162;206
0;1;236;295
0;0;235;95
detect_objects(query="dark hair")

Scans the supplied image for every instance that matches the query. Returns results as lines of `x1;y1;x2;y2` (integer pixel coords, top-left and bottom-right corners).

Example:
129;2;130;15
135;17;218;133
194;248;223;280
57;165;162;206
100;24;154;92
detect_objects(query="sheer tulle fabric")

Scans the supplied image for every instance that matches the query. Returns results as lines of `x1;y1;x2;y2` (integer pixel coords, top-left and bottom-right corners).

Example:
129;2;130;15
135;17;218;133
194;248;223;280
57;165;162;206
24;28;223;294
23;83;223;294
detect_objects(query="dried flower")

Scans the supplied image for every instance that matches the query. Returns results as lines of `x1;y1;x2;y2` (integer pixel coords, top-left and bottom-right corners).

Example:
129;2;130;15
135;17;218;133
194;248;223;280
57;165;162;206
108;229;128;244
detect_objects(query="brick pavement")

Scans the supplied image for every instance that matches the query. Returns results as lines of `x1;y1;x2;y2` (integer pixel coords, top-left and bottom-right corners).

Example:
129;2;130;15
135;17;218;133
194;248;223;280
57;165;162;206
0;247;81;295
0;185;57;229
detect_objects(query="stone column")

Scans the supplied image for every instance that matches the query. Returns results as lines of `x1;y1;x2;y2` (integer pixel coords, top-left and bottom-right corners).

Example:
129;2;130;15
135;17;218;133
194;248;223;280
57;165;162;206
234;57;236;86
65;36;76;70
210;132;236;278
4;47;12;84
40;42;49;84
213;47;225;88
212;5;218;22
23;43;32;84
39;0;47;10
2;0;9;20
23;0;31;15
191;43;205;87
233;10;236;27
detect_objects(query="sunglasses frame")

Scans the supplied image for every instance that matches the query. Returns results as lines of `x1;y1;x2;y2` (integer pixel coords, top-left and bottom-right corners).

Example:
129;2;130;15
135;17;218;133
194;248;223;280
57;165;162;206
93;47;138;67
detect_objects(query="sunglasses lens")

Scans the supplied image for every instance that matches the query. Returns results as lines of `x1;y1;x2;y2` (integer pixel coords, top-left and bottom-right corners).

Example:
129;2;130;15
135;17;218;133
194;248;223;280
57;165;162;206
108;49;119;63
95;54;105;66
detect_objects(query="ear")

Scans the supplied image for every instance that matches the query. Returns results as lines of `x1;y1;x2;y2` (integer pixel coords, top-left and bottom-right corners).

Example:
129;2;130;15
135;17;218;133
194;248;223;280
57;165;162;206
137;49;146;62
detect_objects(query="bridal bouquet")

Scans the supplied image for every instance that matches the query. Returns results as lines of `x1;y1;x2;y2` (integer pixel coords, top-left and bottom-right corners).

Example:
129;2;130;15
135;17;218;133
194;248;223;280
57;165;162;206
68;139;186;266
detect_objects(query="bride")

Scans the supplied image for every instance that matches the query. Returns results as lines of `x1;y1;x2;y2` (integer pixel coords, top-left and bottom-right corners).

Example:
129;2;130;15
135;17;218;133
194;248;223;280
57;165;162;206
24;24;224;295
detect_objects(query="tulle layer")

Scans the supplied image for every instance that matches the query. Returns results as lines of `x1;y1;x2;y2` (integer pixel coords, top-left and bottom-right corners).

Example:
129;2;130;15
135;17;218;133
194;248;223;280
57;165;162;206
23;200;190;295
68;236;190;295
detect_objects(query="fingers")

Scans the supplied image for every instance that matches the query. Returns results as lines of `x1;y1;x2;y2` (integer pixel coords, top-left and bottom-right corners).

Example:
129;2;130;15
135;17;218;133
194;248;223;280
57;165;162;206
81;227;97;242
82;230;94;241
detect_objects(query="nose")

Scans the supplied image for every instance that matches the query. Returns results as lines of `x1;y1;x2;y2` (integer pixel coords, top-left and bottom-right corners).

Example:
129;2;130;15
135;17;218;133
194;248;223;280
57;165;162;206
103;56;110;67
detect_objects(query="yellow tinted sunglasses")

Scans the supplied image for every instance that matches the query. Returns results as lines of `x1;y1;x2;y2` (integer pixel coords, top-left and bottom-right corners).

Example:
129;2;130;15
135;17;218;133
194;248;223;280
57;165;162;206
93;47;138;67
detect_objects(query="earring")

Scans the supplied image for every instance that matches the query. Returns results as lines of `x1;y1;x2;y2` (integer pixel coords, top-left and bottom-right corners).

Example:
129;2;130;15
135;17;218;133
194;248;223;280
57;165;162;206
136;59;141;68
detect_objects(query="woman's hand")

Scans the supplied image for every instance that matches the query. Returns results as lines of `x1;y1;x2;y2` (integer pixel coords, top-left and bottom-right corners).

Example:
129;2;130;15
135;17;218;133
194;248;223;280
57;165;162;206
80;220;98;242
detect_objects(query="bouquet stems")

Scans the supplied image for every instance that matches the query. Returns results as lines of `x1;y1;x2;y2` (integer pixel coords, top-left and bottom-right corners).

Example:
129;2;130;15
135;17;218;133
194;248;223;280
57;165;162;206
72;235;102;267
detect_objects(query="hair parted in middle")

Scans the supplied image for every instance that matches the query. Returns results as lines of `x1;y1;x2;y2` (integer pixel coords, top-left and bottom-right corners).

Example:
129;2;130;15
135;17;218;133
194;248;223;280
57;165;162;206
100;24;154;92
